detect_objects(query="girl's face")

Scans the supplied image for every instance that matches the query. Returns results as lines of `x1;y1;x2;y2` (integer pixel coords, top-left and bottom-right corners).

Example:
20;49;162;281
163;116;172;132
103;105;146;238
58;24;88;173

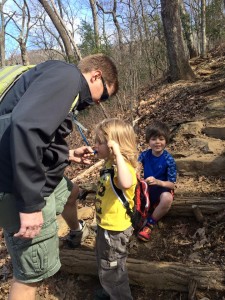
94;140;110;160
149;135;166;156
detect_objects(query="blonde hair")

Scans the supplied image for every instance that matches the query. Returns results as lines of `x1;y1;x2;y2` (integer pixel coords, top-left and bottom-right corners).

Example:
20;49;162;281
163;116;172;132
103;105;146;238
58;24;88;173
78;53;119;96
95;118;138;168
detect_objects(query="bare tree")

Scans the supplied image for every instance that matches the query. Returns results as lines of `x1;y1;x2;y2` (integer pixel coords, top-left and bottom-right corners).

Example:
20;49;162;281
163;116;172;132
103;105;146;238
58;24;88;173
179;0;198;58
56;0;63;19
52;0;82;60
89;0;100;50
32;12;67;61
4;0;36;65
18;0;30;65
200;0;206;58
97;0;124;54
0;0;7;66
160;0;196;82
38;0;81;62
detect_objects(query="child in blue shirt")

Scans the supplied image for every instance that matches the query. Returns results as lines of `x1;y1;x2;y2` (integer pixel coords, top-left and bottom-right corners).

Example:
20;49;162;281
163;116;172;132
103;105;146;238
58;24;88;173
138;121;177;241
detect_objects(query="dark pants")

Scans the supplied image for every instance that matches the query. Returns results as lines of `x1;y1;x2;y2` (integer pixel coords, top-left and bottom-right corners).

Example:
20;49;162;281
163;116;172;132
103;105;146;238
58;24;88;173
96;225;133;300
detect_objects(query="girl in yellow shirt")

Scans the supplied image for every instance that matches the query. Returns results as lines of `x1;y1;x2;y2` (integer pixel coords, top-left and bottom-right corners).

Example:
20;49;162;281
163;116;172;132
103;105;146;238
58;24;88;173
94;118;137;300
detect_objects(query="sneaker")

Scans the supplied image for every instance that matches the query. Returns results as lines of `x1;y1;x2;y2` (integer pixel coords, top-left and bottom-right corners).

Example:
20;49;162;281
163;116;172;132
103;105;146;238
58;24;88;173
94;288;110;300
67;220;89;248
138;224;153;242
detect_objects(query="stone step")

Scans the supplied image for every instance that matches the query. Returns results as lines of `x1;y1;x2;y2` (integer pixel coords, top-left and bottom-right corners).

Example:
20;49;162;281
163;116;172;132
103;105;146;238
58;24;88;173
205;99;225;118
176;154;225;176
202;125;225;140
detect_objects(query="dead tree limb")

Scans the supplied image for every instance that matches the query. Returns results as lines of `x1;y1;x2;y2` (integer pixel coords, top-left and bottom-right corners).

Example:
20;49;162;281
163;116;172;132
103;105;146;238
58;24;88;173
169;196;225;216
60;249;225;292
72;160;104;182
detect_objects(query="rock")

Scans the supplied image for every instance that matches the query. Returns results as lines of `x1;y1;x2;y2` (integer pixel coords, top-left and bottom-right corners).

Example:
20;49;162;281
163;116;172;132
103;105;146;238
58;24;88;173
57;206;94;238
173;152;190;158
189;138;209;148
179;122;204;136
57;215;69;237
176;154;225;176
205;100;225;112
202;126;225;140
77;206;94;220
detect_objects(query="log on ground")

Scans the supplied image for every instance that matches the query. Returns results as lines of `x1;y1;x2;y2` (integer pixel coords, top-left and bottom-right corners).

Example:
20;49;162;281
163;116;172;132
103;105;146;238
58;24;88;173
169;196;225;216
60;249;225;292
76;194;225;216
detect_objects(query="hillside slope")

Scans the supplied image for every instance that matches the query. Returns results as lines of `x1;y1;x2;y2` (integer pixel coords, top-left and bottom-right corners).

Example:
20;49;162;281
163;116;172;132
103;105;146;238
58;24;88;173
0;47;225;300
63;45;225;299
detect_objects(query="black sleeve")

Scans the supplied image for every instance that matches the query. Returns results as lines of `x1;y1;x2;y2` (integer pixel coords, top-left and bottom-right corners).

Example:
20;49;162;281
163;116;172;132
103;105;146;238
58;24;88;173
10;62;81;213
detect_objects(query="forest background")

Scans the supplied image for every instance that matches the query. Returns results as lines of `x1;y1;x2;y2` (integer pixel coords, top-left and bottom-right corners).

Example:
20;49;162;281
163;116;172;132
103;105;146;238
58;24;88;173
1;1;225;299
1;0;225;123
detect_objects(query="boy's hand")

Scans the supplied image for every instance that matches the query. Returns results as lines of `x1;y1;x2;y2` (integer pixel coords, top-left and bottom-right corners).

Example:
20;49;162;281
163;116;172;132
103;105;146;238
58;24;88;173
69;146;95;165
146;176;159;186
107;140;121;157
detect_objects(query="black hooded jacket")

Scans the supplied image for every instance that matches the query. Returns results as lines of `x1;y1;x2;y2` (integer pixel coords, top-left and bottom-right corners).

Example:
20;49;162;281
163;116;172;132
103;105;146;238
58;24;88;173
0;60;92;213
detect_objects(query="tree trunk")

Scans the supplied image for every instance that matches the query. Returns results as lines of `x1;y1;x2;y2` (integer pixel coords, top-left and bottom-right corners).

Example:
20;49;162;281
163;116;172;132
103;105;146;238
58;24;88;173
112;0;123;54
19;39;30;65
60;249;225;292
0;1;6;67
200;0;207;58
179;0;198;58
38;0;78;63
96;0;124;55
160;0;196;82
89;0;100;50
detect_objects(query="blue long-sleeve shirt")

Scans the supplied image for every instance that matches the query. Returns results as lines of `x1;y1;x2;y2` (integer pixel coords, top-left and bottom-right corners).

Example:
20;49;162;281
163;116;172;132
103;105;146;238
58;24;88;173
138;149;177;183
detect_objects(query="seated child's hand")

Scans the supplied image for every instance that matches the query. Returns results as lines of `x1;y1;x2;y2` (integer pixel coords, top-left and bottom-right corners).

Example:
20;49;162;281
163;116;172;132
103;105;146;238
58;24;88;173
146;176;158;186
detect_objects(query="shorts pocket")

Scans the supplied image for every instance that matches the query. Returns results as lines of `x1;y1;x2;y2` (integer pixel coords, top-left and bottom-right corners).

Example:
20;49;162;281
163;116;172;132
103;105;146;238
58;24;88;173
6;222;59;281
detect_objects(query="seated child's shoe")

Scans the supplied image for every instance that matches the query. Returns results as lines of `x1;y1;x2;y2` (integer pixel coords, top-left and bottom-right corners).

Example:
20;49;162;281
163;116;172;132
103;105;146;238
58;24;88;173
67;220;89;248
138;223;153;242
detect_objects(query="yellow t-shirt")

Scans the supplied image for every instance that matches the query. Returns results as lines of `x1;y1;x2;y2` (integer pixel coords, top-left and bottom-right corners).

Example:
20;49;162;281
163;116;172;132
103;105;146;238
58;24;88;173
95;162;137;231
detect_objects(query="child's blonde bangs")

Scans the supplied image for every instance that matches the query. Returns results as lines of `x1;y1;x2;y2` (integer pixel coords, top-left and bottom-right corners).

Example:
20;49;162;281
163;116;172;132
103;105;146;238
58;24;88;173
97;118;138;168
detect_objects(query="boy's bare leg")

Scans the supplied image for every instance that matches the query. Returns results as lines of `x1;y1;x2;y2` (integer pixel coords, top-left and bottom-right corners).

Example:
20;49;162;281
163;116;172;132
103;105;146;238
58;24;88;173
151;192;173;221
61;184;80;230
9;279;37;300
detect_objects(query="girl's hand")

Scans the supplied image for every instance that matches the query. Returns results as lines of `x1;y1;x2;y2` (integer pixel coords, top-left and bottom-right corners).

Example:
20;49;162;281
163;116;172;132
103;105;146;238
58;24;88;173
107;140;121;157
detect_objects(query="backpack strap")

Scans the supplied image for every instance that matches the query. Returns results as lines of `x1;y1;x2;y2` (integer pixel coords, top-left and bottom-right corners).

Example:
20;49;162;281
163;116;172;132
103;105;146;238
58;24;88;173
69;94;79;113
0;65;35;102
108;167;134;218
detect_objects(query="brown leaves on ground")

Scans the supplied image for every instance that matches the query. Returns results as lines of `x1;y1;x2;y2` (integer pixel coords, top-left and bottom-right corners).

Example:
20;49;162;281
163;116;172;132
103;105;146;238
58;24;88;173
1;45;225;299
